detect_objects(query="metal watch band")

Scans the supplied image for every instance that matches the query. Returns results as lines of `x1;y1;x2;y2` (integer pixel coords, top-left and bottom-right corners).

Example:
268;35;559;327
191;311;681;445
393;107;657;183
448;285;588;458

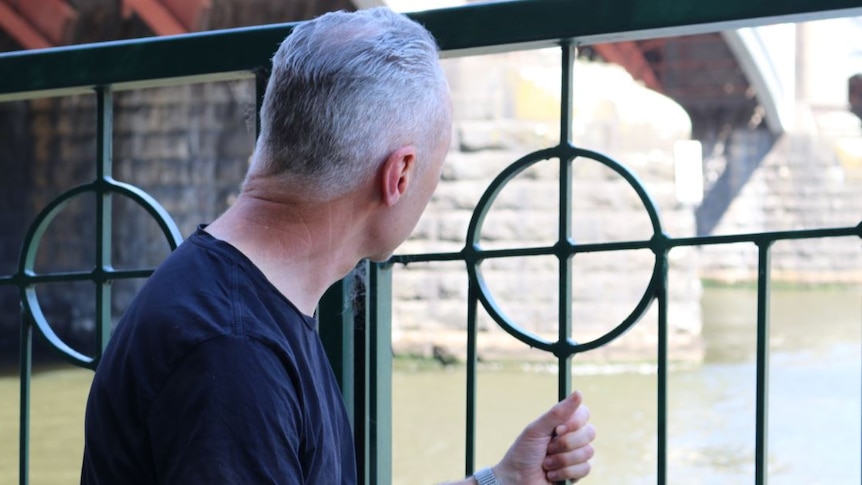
474;467;501;485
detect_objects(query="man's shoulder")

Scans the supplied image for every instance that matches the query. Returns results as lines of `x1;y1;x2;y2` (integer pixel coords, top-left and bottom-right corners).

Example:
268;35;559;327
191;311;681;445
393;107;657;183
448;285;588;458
102;230;243;366
130;236;231;322
147;228;235;289
109;227;307;360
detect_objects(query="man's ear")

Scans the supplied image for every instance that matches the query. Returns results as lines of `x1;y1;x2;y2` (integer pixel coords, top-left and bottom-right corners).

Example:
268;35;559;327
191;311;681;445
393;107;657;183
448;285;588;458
380;146;416;207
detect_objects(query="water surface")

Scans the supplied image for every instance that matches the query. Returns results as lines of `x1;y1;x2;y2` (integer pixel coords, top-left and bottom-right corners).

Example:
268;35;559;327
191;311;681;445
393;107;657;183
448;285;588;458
1;287;859;484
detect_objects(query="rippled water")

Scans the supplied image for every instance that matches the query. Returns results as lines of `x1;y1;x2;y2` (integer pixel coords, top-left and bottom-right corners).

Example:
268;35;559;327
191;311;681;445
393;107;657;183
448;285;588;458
1;287;859;484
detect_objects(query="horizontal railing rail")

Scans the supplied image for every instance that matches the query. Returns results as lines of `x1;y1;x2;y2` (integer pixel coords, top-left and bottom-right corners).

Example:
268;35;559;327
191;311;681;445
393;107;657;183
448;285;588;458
2;0;862;101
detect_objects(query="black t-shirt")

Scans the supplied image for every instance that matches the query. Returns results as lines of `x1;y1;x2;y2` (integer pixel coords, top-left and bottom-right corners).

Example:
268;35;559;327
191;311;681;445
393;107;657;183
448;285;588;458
81;227;356;484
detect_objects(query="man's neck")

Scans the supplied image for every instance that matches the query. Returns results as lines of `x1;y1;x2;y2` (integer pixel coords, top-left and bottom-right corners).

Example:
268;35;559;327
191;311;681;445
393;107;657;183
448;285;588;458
204;189;371;316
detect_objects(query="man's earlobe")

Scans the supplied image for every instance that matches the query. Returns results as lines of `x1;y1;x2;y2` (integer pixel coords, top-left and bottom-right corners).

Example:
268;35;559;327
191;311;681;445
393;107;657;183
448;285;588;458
381;146;416;207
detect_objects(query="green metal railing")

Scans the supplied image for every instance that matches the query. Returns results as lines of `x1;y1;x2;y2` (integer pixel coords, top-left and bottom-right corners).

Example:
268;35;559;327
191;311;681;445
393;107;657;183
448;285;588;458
1;1;862;484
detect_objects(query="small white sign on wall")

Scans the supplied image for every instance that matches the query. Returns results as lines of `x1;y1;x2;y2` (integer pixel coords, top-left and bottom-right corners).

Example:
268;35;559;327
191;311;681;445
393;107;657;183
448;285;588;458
674;139;704;205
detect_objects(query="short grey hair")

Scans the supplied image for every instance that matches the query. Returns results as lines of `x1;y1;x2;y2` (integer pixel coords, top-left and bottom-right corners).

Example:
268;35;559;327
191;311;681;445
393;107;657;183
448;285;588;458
254;7;450;198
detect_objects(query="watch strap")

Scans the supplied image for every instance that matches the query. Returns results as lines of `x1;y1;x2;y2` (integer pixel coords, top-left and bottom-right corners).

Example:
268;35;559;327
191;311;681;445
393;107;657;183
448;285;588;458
474;467;501;485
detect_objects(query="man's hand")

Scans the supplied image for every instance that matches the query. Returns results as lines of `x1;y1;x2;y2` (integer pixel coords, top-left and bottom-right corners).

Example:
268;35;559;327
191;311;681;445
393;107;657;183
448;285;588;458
492;391;595;484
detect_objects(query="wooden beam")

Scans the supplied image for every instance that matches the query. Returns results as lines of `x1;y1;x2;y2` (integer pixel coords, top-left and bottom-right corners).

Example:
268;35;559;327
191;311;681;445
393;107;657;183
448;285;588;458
7;0;77;46
593;41;663;92
123;0;187;36
161;0;210;31
0;1;51;49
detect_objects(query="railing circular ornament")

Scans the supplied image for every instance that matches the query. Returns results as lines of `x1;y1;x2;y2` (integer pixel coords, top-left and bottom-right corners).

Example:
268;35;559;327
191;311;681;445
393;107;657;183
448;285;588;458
464;144;666;358
17;177;182;368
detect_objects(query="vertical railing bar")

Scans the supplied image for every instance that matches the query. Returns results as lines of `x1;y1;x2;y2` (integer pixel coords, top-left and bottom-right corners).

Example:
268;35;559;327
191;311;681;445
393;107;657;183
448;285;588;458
754;241;772;485
465;278;479;476
255;70;268;137
557;43;575;405
369;263;393;485
18;311;31;485
554;42;576;485
656;253;669;485
94;86;113;361
559;41;575;147
95;86;112;181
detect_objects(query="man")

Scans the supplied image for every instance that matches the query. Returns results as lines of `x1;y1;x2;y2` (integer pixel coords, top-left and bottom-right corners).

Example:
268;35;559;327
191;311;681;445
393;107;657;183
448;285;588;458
82;7;595;484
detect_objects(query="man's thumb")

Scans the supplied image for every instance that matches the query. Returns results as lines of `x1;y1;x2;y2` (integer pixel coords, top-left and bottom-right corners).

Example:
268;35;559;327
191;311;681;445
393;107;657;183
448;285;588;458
533;390;583;435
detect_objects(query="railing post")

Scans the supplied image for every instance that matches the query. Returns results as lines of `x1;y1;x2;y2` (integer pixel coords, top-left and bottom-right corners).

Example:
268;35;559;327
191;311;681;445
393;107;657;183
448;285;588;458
318;259;393;485
318;265;363;426
368;262;392;485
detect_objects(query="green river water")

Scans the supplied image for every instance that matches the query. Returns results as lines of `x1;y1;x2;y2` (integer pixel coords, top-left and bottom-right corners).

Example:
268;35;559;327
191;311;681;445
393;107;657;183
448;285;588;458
1;287;859;484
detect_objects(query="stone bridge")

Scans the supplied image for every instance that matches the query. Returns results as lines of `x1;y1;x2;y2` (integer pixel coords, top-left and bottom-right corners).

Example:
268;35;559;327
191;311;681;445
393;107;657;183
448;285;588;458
588;20;862;238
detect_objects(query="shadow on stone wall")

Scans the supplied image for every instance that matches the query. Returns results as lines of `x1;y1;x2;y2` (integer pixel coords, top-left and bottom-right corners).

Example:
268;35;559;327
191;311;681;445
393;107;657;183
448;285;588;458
696;126;778;236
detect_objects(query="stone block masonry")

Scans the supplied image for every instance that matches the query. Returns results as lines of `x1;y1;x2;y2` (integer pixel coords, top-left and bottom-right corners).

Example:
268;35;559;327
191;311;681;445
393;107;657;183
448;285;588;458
0;81;256;356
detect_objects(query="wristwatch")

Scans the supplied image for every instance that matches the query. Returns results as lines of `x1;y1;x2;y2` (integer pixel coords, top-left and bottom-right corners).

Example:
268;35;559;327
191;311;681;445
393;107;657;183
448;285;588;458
474;467;501;485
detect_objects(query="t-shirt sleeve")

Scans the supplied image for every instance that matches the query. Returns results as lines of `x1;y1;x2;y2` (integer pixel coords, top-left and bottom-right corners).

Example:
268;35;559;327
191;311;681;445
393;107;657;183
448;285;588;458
146;334;304;484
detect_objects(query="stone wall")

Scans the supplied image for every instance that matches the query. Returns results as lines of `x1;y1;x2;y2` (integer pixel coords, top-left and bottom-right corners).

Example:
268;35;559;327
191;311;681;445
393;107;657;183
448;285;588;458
10;47;856;366
0;95;100;357
0;51;705;364
0;81;255;357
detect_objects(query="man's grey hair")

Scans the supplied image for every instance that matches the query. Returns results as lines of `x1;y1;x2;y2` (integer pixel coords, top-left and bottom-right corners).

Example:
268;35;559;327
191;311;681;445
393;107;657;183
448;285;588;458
254;7;450;199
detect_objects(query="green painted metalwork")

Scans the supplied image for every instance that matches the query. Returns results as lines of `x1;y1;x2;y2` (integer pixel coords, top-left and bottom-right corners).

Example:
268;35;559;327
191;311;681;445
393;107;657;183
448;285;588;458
557;43;575;407
17;181;182;367
368;264;393;485
18;315;30;485
1;1;862;484
5;84;183;484
465;275;480;475
95;86;113;362
754;242;772;485
656;253;669;484
461;145;664;356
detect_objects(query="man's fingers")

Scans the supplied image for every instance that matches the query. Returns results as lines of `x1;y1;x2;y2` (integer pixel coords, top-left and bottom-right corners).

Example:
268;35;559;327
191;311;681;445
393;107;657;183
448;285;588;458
543;442;595;471
553;403;590;438
547;423;596;455
546;460;592;482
